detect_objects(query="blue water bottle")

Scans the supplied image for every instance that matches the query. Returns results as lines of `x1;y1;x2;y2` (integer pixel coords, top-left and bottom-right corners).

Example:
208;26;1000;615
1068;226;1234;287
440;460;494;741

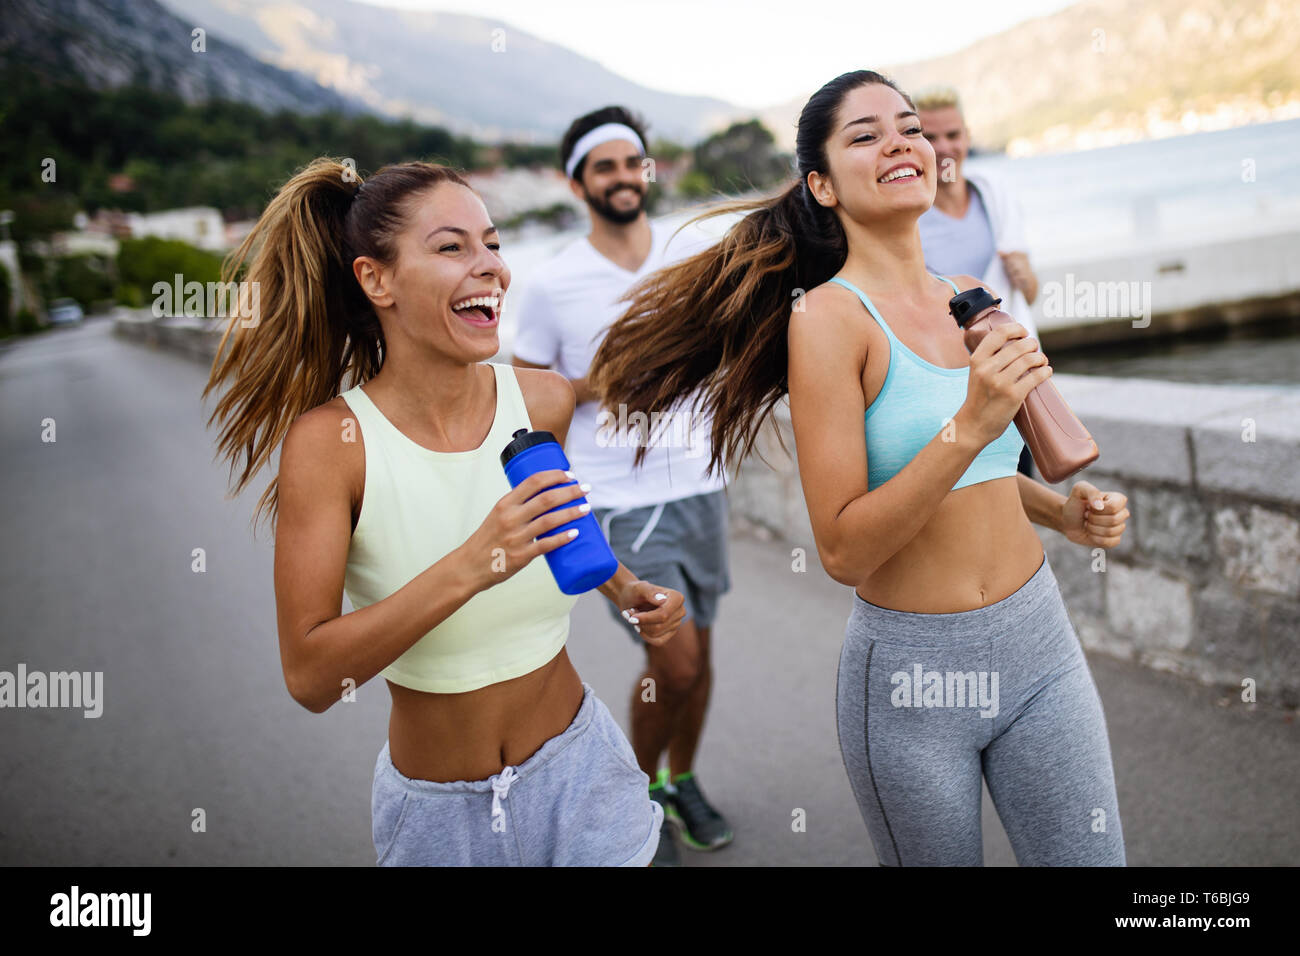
500;428;619;595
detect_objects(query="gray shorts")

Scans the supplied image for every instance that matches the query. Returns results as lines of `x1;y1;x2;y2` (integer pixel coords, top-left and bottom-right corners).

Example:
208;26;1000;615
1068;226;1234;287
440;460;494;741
371;683;663;866
591;490;731;642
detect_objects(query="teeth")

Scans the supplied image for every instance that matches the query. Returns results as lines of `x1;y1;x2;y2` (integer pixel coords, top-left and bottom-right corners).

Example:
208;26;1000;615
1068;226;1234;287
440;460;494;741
451;295;500;313
878;167;919;183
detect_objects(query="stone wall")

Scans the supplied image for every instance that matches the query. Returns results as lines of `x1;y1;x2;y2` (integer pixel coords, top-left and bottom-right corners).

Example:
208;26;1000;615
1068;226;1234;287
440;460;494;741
113;307;225;363
728;374;1300;707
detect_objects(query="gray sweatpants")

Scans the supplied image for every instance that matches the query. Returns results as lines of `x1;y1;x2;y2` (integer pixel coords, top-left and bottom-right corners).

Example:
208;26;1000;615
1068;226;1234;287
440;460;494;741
372;683;662;866
835;554;1126;866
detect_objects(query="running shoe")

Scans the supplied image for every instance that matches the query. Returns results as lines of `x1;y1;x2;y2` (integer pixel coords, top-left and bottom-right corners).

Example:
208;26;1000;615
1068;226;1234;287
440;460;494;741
648;769;681;866
663;771;733;850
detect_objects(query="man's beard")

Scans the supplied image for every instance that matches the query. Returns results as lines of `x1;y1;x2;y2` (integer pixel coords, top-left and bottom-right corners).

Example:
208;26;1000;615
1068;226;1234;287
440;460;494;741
585;184;644;224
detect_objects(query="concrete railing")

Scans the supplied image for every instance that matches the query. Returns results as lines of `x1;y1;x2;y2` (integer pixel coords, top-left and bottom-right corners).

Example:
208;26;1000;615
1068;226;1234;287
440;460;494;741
727;375;1300;707
1032;225;1300;349
113;307;226;363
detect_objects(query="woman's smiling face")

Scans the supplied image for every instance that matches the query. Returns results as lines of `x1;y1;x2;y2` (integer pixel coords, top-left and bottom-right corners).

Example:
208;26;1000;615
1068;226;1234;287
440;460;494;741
812;81;937;224
363;181;511;363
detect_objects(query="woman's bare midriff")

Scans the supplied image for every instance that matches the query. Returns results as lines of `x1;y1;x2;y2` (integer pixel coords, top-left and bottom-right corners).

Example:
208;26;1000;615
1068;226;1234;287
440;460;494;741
385;646;585;784
855;476;1045;613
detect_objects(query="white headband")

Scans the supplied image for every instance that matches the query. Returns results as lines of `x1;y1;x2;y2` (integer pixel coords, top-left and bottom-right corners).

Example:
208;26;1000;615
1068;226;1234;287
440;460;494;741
564;122;646;179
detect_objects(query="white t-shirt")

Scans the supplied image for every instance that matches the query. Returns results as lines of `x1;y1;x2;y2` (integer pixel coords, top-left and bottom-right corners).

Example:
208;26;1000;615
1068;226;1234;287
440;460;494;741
512;219;728;510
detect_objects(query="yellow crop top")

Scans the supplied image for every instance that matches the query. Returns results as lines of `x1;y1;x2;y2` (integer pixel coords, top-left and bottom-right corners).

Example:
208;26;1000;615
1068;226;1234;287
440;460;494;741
340;362;578;694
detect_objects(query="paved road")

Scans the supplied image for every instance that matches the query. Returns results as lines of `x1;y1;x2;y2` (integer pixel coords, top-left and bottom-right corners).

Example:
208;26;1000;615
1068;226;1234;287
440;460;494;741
2;319;1296;865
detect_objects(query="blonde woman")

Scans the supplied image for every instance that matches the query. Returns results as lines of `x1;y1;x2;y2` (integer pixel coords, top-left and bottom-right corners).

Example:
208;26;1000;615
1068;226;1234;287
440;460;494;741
204;159;685;866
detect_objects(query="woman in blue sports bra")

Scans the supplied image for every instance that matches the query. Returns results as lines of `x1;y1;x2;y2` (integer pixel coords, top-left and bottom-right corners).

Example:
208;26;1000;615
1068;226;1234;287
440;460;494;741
589;71;1132;866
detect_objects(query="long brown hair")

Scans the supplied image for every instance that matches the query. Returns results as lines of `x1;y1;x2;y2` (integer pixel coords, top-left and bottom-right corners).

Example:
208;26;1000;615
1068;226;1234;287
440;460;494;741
587;70;913;479
203;157;471;534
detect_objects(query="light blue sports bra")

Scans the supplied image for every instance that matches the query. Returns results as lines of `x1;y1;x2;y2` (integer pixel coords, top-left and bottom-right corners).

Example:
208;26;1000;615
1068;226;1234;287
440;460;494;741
827;274;1025;492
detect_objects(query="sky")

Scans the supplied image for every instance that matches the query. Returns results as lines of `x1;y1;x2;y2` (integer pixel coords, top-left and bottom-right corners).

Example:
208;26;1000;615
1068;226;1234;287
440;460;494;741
355;0;1079;109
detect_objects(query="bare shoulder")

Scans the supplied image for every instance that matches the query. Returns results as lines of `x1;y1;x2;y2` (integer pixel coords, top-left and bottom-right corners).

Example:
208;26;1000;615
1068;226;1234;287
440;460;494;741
510;365;575;437
280;395;364;508
788;280;871;362
789;280;868;334
285;395;362;457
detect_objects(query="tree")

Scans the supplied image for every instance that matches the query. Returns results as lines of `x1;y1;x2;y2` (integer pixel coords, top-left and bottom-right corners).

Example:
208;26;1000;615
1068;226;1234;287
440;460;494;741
691;119;791;195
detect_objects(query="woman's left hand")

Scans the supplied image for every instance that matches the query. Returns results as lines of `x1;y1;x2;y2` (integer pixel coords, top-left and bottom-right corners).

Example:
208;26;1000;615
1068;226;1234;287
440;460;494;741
1061;479;1129;549
999;251;1036;299
616;580;686;646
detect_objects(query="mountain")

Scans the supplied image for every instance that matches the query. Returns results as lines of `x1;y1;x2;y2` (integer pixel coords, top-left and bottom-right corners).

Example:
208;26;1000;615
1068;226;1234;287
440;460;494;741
759;0;1300;153
0;0;356;114
14;0;1292;157
157;0;745;143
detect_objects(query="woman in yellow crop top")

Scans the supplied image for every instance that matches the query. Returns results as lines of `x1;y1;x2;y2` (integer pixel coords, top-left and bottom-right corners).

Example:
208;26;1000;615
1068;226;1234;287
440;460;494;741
203;158;685;866
589;74;1131;865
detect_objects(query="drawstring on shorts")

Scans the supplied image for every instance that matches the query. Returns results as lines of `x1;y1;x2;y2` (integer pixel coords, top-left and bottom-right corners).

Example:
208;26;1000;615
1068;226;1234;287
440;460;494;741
490;766;518;831
600;502;665;554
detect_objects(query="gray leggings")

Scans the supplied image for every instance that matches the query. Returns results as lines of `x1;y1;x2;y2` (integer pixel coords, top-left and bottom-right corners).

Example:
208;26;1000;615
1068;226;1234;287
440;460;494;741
835;554;1126;866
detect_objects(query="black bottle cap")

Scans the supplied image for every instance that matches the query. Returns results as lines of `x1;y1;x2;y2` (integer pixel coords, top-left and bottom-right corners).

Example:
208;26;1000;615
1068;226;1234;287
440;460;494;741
949;288;1002;328
500;427;559;467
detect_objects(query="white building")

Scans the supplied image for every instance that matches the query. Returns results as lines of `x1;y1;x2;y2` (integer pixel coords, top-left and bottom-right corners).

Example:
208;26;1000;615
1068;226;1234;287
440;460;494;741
0;239;21;316
126;207;227;252
464;168;585;224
